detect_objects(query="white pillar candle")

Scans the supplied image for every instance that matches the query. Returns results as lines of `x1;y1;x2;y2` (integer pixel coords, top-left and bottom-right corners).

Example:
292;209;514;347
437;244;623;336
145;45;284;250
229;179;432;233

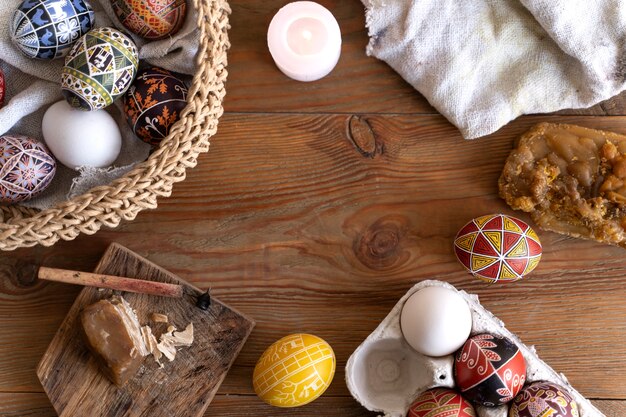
267;1;342;82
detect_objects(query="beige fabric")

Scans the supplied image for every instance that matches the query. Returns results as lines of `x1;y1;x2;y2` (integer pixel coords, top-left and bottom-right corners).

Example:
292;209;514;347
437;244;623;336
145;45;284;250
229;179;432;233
0;0;230;250
362;0;626;139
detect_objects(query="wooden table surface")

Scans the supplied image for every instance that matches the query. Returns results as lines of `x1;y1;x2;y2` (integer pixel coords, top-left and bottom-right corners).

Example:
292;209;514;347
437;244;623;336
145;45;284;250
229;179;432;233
1;1;625;416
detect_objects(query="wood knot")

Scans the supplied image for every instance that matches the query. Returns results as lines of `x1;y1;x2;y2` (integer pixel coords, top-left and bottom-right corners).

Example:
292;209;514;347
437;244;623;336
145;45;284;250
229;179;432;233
354;215;410;270
346;115;383;158
0;260;39;296
14;261;39;288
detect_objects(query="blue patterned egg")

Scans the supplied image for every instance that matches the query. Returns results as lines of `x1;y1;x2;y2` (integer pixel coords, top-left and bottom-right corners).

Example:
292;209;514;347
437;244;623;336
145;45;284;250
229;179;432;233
10;0;95;60
62;27;139;111
0;135;56;204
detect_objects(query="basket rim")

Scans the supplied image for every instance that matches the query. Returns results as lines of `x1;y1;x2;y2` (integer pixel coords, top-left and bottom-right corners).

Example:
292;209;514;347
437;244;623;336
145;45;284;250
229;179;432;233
0;0;232;251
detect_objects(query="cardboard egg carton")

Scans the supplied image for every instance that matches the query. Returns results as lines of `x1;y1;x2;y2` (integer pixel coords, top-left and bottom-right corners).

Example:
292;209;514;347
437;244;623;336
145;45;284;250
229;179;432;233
346;280;605;417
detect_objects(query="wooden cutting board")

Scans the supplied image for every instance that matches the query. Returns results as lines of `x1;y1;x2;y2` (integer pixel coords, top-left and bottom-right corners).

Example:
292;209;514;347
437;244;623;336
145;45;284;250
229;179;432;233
36;243;255;417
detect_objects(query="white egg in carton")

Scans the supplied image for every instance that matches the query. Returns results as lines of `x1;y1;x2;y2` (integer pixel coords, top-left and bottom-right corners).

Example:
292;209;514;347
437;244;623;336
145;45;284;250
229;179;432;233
346;280;605;417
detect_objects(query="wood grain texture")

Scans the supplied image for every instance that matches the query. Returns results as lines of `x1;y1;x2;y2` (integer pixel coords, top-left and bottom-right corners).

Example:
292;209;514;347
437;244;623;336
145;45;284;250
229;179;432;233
226;0;626;116
36;244;254;417
1;114;626;416
5;0;626;413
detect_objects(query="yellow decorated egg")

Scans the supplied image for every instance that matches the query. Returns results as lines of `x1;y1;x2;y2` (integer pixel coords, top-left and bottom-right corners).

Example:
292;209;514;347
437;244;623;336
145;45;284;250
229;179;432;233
253;333;335;408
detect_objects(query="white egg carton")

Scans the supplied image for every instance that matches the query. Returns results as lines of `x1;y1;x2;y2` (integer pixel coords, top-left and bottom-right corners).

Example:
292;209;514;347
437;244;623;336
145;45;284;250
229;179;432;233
346;280;605;417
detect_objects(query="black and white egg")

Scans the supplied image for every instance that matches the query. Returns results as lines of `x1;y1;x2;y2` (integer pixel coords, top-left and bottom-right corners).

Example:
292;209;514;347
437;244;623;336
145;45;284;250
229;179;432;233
10;0;95;60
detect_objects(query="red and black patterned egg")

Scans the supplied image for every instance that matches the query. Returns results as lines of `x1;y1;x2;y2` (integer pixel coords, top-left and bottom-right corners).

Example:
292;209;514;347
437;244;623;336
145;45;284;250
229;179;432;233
508;382;579;417
124;66;188;146
0;135;56;204
111;0;187;40
454;333;526;407
454;214;542;283
407;388;476;417
0;68;5;108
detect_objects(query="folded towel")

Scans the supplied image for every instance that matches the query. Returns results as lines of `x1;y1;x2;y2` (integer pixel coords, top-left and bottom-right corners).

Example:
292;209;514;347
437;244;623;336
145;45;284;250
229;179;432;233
362;0;626;139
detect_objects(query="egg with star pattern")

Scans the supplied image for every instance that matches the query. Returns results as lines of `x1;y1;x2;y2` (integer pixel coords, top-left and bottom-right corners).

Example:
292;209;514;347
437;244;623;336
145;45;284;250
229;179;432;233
454;214;542;283
10;0;95;60
0;135;56;204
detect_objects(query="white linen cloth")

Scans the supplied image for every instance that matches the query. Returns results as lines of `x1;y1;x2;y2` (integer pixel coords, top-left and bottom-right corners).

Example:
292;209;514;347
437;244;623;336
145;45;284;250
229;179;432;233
362;0;626;139
0;0;199;209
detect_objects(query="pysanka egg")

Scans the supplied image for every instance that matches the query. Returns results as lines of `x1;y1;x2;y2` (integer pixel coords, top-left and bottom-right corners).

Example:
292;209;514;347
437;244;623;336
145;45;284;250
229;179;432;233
454;334;526;406
509;382;579;417
62;27;138;111
10;0;95;60
124;66;188;146
0;68;5;108
253;333;335;407
454;214;542;283
407;388;476;417
111;0;187;40
0;135;56;204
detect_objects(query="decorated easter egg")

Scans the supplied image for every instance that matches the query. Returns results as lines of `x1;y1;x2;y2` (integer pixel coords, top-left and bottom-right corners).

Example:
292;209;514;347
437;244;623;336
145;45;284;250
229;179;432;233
253;333;335;407
124;66;188;146
454;334;526;406
62;27;138;111
10;0;95;60
454;214;542;283
509;382;579;417
0;68;5;108
0;135;56;204
407;388;476;417
111;0;187;40
400;286;472;357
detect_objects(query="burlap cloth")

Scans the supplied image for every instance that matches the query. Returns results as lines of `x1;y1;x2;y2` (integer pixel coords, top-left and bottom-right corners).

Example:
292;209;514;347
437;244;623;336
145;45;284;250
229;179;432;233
0;0;199;209
362;0;626;139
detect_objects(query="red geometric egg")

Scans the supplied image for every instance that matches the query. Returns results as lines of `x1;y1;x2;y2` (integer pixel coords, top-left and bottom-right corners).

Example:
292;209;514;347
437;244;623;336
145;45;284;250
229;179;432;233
407;388;476;417
509;381;579;417
0;68;5;108
454;334;526;407
454;214;542;283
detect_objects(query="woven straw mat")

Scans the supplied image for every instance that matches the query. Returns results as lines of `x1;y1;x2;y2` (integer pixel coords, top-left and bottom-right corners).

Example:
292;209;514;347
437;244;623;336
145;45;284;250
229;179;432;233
0;0;231;251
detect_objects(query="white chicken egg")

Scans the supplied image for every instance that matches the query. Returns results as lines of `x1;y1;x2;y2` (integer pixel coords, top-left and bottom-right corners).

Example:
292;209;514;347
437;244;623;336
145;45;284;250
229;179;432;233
400;286;472;357
42;101;121;169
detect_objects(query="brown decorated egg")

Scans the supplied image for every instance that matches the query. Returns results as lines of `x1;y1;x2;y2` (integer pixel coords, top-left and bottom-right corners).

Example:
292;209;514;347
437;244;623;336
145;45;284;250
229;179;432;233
124;66;188;146
407;388;476;417
111;0;187;40
509;382;579;417
454;333;526;407
0;135;56;204
454;214;542;283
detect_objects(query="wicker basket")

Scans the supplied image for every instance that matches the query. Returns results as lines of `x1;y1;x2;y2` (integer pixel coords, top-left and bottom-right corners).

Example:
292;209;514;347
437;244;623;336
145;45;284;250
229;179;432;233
0;0;230;251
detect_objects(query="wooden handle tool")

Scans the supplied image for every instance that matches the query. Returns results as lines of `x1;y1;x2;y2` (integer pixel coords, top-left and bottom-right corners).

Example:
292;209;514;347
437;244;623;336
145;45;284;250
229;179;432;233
38;267;184;298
